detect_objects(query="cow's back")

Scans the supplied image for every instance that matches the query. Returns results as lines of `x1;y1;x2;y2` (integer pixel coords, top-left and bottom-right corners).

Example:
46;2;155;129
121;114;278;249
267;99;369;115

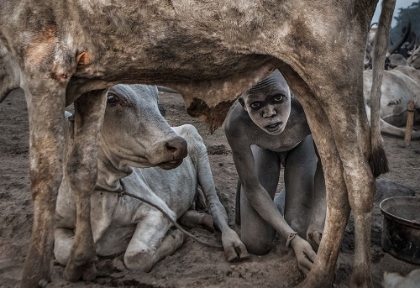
363;67;420;125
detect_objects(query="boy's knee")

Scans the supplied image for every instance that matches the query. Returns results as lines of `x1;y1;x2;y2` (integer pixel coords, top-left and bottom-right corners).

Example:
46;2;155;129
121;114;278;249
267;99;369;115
240;230;274;255
242;237;272;255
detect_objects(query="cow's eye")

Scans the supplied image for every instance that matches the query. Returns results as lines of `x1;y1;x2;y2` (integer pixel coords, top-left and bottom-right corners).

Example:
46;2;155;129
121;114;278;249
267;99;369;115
250;102;261;109
107;94;119;105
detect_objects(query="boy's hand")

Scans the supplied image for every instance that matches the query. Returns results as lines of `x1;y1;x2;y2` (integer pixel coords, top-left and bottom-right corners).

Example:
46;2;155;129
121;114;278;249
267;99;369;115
290;235;317;276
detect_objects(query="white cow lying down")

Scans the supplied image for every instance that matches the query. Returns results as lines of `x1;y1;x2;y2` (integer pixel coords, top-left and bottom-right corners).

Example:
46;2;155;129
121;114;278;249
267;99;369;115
364;66;420;139
54;84;248;272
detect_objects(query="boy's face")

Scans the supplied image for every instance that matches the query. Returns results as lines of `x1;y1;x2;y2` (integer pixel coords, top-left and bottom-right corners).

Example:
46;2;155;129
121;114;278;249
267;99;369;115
241;72;291;135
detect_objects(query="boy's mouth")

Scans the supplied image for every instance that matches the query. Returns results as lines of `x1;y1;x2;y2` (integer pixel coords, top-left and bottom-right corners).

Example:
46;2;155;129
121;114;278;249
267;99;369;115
265;122;282;132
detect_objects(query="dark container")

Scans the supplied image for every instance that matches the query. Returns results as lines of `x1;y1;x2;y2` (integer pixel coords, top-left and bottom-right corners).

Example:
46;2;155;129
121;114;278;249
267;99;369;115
380;196;420;264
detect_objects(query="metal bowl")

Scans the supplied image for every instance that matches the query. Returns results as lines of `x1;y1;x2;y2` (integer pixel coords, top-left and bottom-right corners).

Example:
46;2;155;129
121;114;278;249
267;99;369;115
380;196;420;264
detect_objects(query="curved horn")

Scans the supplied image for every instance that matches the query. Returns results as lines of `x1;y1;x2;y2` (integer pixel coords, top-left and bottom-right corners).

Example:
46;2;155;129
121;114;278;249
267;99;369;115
388;20;412;54
371;22;378;28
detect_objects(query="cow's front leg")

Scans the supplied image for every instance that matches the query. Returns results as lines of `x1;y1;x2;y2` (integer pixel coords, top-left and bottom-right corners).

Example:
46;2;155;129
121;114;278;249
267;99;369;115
179;210;214;232
63;90;107;282
21;82;67;288
124;211;182;272
196;145;249;261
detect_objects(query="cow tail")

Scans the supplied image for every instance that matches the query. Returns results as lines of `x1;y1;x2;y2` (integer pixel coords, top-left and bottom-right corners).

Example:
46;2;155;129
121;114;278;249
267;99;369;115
369;0;395;177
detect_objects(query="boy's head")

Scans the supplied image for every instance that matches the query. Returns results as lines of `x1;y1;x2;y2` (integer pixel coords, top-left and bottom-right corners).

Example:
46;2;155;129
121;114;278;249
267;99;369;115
239;70;292;135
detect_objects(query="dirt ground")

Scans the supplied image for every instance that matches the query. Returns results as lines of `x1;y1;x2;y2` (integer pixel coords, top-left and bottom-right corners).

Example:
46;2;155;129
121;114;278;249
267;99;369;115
0;88;419;288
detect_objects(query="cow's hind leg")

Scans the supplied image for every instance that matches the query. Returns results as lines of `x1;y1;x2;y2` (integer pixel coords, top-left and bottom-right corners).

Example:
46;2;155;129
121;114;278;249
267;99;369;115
298;100;350;287
305;88;375;288
279;65;351;287
329;111;375;288
179;210;214;232
124;212;184;272
63;90;107;282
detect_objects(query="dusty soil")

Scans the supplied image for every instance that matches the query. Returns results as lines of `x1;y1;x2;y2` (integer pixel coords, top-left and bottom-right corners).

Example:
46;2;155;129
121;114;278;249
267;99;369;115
0;88;419;288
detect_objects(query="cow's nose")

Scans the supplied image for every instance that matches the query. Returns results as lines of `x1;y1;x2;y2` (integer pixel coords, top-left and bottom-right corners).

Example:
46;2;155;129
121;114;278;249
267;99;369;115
165;137;188;160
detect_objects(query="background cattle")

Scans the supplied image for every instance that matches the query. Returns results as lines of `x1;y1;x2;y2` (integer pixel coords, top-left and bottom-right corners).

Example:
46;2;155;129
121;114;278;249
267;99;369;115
364;21;420;140
363;65;420;139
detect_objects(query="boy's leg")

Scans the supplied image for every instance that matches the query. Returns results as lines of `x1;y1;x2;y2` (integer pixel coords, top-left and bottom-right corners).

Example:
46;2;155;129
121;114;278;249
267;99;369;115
283;135;317;237
240;146;280;255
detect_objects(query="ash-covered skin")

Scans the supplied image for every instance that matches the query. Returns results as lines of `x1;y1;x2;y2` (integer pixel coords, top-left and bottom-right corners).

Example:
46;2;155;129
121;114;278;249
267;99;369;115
225;71;326;275
240;70;292;135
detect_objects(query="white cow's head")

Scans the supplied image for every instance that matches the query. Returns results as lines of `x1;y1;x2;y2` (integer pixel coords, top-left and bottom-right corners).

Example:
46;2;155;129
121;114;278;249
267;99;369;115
100;84;188;170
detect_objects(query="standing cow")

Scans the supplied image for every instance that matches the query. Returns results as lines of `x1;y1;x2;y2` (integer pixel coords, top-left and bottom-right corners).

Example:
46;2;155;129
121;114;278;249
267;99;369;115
54;84;248;273
0;1;394;287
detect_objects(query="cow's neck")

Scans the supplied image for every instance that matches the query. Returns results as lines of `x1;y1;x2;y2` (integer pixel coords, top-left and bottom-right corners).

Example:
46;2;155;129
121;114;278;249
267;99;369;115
95;145;133;191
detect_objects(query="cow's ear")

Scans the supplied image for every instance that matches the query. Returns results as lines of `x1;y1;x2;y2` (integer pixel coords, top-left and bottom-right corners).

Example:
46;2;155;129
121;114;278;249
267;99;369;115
238;97;247;111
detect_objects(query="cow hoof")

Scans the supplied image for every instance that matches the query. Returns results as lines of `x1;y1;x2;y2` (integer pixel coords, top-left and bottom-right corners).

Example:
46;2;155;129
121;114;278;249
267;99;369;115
82;262;97;282
225;244;249;262
296;272;333;288
64;260;97;282
349;266;373;288
64;264;83;282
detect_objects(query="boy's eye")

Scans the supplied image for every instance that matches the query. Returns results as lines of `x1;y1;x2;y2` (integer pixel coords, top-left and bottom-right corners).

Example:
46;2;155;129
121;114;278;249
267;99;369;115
250;102;261;109
273;94;284;102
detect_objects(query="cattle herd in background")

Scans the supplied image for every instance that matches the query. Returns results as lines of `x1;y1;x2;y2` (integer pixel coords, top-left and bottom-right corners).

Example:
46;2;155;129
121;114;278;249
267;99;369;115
364;20;420;140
